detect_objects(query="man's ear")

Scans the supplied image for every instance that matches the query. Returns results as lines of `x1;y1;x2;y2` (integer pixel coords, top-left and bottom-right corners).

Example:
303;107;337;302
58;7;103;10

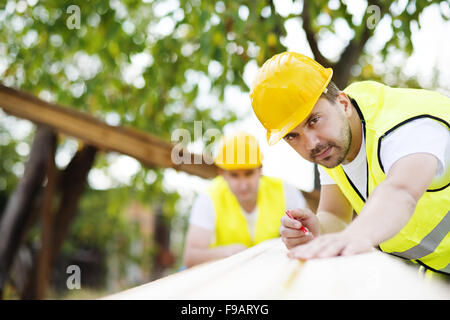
257;166;263;175
336;92;352;117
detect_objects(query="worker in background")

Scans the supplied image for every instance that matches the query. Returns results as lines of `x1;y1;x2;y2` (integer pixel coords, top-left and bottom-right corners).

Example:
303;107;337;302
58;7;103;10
183;132;307;268
250;52;449;276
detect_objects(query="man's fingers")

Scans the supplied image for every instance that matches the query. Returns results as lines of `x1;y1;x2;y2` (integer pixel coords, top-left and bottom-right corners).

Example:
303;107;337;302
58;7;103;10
282;236;310;249
316;242;346;258
282;237;296;249
280;211;316;250
288;237;336;259
280;215;302;229
287;208;314;221
280;227;314;248
279;225;306;238
287;233;376;260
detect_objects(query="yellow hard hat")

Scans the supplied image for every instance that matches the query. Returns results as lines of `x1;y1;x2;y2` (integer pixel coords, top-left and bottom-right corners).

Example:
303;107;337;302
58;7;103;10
214;132;263;170
250;52;333;145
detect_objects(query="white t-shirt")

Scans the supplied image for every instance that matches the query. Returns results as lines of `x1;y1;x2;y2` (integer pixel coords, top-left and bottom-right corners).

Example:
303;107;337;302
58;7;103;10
189;181;307;240
318;118;450;198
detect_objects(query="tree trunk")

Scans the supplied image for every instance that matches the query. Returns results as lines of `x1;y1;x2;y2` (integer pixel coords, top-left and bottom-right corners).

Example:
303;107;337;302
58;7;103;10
50;145;97;265
332;27;371;89
0;126;56;298
151;205;175;281
21;145;97;299
35;134;57;299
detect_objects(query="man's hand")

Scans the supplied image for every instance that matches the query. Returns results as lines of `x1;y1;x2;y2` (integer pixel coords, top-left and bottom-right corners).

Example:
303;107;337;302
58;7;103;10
287;230;374;259
287;153;438;260
280;208;319;249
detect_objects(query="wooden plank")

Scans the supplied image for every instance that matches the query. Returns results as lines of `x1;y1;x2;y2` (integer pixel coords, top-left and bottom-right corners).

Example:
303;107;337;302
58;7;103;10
0;84;217;179
102;238;450;300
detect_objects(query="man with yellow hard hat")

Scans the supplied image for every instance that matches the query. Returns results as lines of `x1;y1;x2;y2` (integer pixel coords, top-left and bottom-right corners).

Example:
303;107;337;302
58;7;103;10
250;52;449;275
183;132;307;268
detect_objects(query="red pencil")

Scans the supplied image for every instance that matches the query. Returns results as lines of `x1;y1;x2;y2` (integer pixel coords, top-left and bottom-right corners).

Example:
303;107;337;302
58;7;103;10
285;210;310;235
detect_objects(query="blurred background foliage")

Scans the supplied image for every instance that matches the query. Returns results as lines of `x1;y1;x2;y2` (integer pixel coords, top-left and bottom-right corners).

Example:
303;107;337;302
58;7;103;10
0;0;449;298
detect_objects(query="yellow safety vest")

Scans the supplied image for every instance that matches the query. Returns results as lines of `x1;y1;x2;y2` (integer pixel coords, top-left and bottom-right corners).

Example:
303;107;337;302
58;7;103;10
207;175;286;247
322;81;450;275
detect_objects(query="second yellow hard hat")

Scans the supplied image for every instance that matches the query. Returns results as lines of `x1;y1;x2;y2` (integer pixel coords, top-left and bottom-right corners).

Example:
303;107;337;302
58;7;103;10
214;132;263;170
250;52;333;145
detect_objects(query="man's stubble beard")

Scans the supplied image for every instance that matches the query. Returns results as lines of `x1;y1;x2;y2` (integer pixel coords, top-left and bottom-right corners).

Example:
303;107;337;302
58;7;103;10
320;118;352;169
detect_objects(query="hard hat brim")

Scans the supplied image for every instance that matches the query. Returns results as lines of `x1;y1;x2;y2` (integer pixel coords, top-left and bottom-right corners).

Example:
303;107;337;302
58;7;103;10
266;68;333;146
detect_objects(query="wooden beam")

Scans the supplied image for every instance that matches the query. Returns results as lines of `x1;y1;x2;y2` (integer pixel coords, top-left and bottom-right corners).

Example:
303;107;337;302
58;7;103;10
0;84;319;208
102;238;450;300
0;84;218;179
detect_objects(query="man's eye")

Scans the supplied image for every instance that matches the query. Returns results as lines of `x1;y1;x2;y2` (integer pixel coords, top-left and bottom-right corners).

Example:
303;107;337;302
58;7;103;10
309;117;319;126
284;134;297;141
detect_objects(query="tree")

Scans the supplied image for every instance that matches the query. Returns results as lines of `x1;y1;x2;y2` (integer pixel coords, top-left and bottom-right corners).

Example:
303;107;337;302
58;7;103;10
0;0;287;298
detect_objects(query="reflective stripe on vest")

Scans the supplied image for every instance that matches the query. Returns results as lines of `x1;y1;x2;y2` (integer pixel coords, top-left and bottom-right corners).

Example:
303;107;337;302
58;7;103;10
390;211;449;260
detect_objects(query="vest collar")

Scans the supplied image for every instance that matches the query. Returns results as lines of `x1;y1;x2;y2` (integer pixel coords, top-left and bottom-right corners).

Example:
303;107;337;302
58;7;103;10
343;97;370;201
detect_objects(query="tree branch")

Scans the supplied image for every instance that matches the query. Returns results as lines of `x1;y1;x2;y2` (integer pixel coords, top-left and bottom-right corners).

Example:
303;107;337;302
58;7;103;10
332;0;388;88
301;0;330;67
